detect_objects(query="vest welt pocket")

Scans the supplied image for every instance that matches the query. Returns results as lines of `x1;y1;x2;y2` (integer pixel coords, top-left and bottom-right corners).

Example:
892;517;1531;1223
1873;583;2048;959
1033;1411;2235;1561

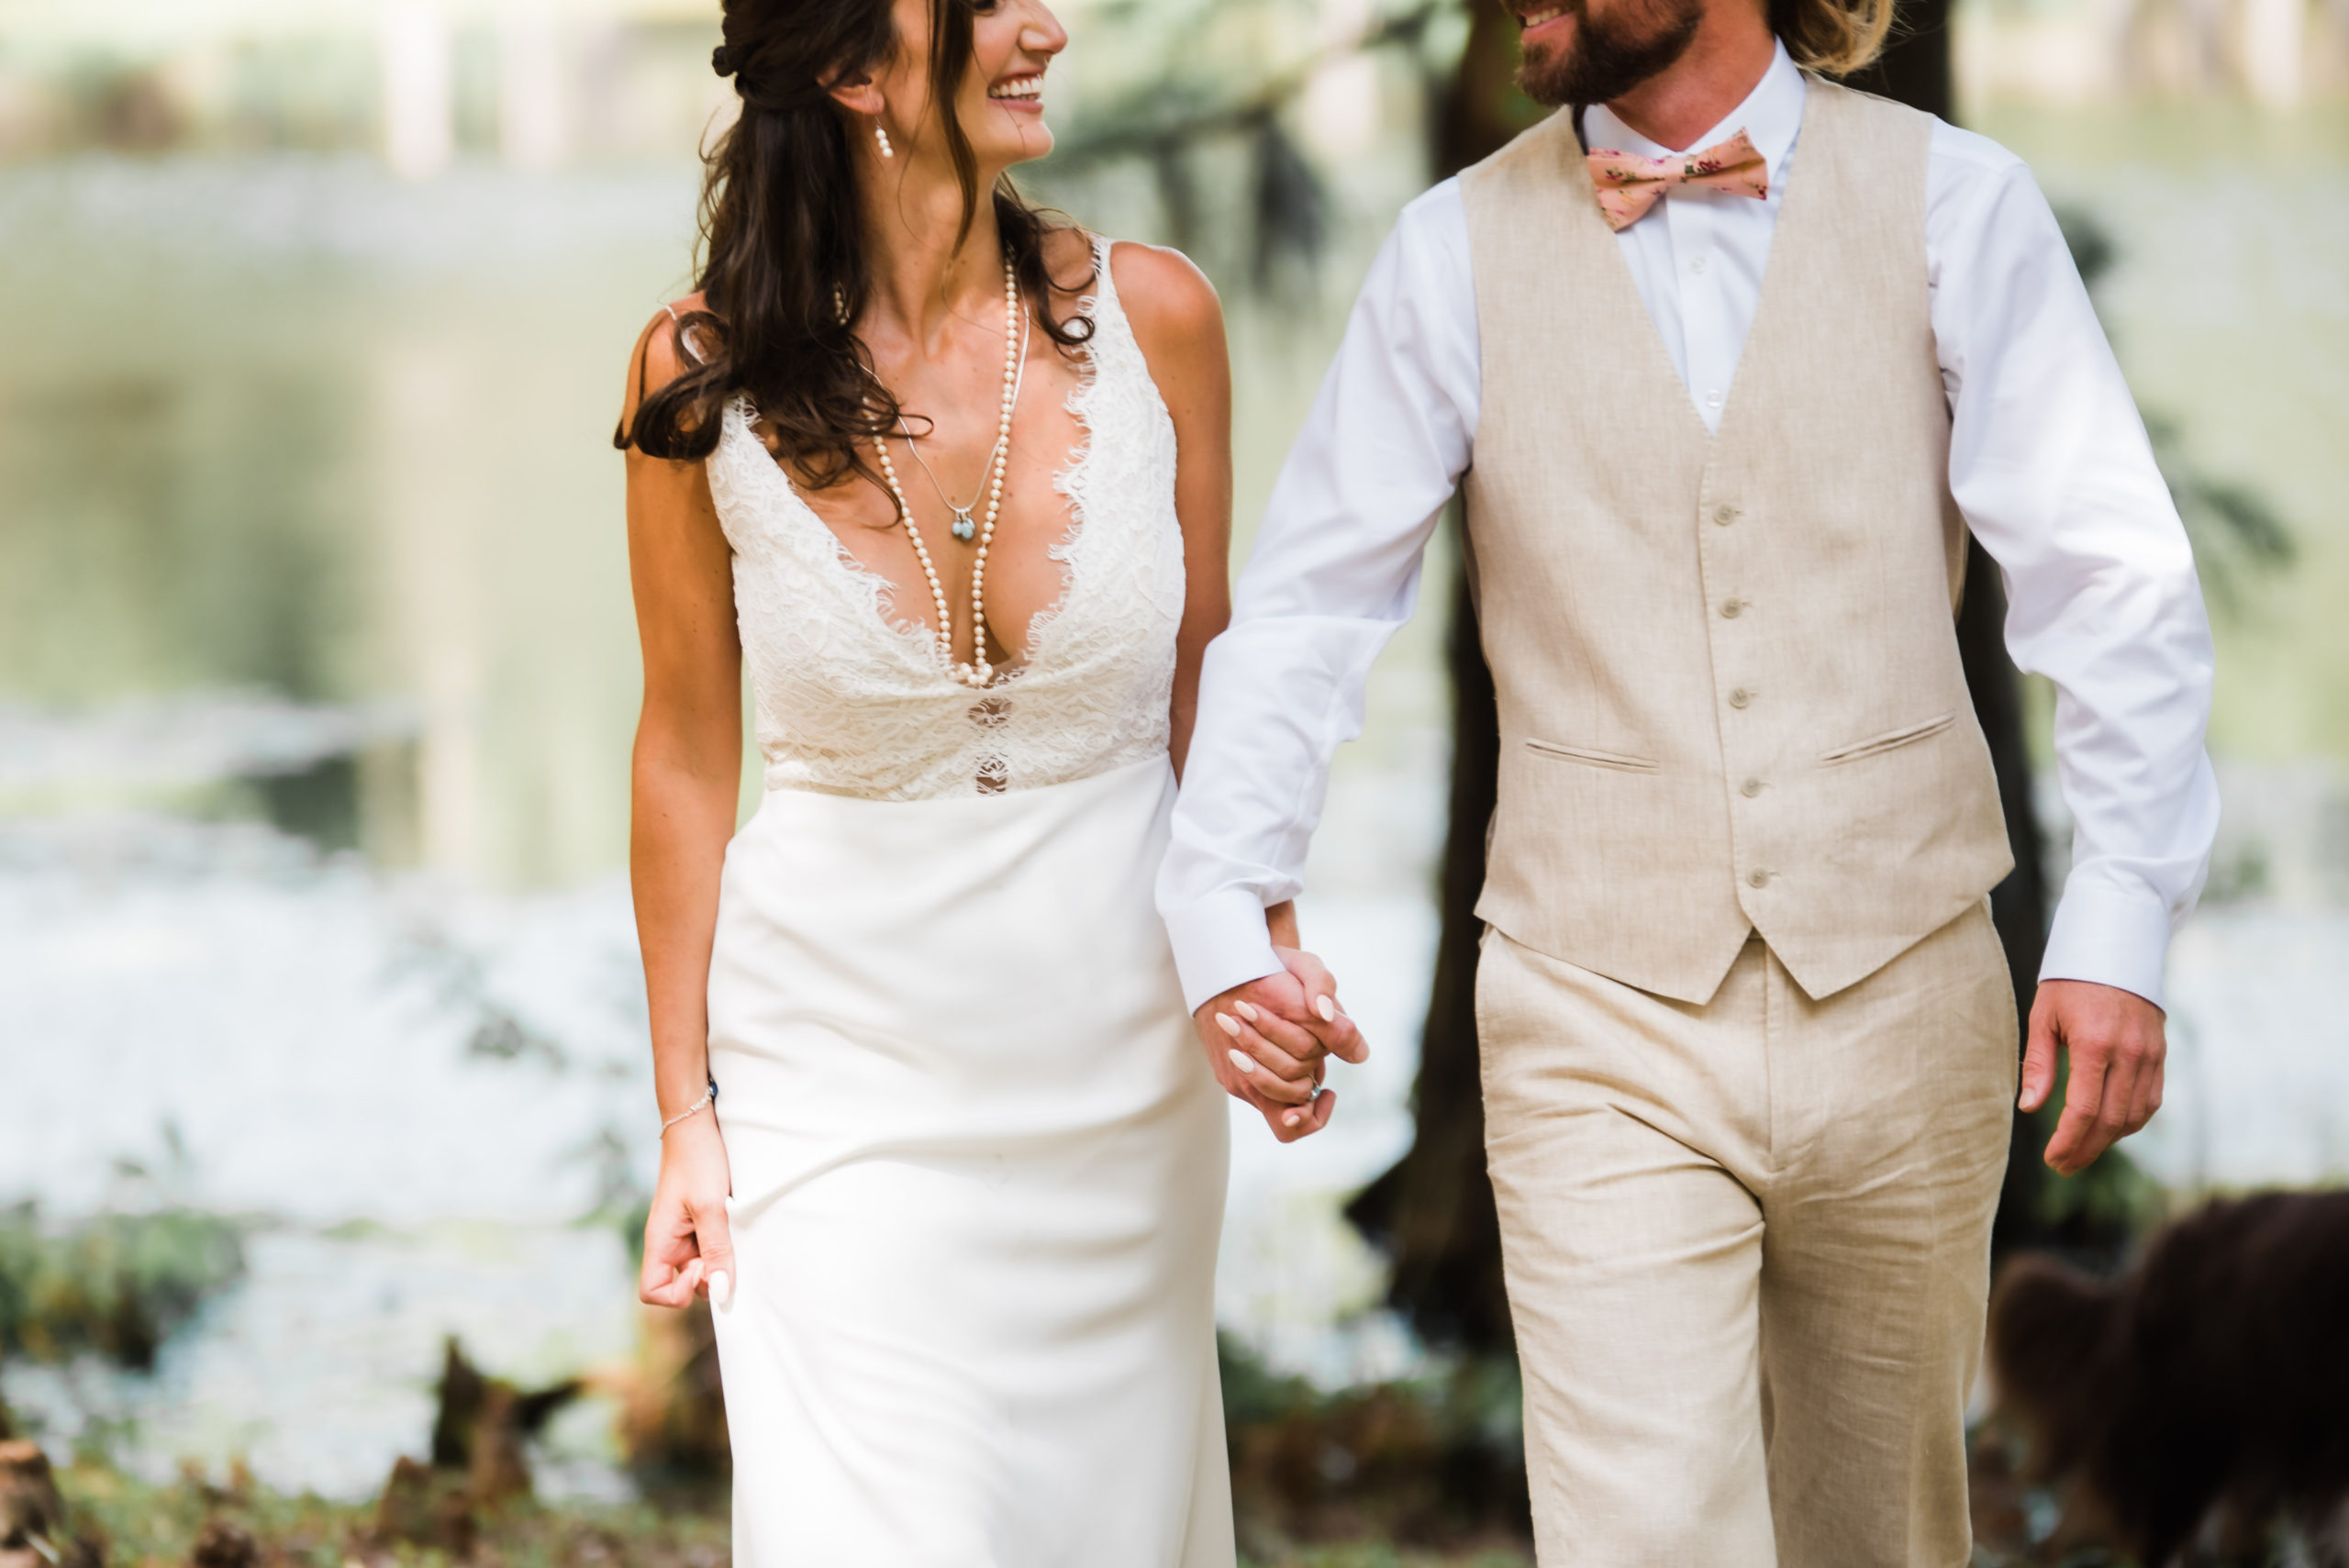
1525;738;1661;773
1817;712;1956;767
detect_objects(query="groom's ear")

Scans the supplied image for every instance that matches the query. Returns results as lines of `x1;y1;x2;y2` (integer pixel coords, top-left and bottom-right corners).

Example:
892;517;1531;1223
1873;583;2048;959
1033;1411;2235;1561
826;70;884;118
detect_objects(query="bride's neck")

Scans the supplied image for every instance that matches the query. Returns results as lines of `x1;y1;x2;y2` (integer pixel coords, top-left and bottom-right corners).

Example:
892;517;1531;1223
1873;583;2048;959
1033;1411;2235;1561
856;148;1010;354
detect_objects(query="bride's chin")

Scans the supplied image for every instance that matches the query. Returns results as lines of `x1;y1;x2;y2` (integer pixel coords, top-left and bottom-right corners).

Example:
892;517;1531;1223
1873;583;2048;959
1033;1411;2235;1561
982;124;1053;165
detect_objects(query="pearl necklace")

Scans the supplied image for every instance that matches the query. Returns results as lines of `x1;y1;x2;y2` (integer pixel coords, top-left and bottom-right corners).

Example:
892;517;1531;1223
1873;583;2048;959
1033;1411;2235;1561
872;256;1027;689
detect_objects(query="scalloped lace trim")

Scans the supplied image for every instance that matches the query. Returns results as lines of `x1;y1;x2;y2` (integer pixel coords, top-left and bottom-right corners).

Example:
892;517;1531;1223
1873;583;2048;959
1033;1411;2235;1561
704;233;1184;800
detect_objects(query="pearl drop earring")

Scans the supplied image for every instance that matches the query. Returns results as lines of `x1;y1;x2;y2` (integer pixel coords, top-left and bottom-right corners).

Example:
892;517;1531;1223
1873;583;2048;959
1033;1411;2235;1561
875;123;894;160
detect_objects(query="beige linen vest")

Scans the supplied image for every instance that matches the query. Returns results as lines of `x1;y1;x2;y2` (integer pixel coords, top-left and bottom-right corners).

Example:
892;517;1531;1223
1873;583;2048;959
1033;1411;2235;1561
1459;79;2011;1006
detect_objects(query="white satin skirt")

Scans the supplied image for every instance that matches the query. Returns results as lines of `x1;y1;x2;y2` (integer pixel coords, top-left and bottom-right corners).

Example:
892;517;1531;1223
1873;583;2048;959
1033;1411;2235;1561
704;755;1234;1568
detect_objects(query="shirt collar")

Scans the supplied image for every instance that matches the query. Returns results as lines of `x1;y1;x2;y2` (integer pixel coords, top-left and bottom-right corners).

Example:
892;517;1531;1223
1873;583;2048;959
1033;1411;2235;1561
1582;39;1805;182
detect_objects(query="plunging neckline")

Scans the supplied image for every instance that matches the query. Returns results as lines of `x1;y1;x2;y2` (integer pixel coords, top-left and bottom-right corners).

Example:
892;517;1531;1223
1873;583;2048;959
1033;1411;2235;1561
724;265;1111;688
699;231;1183;801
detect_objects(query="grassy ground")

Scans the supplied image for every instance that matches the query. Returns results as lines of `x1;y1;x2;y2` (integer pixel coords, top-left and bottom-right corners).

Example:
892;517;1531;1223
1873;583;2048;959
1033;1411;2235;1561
57;1462;729;1568
50;1463;1531;1568
10;1320;2151;1568
29;1415;2143;1568
42;1451;2143;1568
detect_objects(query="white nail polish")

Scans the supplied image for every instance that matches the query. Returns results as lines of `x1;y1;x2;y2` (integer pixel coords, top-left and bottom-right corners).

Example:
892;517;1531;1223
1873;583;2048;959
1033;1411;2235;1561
1228;1048;1254;1075
1316;995;1336;1022
1283;1111;1302;1127
709;1270;733;1309
1234;1000;1260;1022
1216;1012;1241;1038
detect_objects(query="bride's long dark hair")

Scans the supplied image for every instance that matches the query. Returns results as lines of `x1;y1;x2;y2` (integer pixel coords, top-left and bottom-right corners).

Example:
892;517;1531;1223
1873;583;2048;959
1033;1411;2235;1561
615;0;1092;484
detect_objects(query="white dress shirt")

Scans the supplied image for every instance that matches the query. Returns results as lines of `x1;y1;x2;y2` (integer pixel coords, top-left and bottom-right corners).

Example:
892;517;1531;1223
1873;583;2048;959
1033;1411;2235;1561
1162;43;2221;1013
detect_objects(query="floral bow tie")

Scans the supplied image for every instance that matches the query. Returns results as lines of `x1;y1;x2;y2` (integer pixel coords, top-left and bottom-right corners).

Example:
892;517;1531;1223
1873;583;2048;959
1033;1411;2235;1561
1586;128;1769;232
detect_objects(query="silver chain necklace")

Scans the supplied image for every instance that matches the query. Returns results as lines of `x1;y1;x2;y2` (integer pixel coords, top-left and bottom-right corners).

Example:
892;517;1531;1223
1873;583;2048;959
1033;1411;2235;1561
895;307;1031;542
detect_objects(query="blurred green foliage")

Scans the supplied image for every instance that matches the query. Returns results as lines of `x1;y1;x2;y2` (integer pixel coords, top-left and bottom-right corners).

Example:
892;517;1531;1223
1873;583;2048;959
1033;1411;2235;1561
1220;1332;1531;1562
0;1203;246;1371
2021;1097;2172;1265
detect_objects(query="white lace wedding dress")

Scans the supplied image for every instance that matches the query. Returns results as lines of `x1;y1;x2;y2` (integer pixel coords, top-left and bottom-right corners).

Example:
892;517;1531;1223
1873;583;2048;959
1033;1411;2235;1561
699;238;1234;1567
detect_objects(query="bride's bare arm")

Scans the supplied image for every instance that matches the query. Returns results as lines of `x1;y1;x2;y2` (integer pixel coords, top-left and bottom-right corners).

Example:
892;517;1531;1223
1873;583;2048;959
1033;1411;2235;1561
1110;239;1231;782
621;306;742;1308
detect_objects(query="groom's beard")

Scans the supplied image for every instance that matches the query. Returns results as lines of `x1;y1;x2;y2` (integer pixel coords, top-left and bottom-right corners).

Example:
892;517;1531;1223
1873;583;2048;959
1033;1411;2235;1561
1515;0;1706;109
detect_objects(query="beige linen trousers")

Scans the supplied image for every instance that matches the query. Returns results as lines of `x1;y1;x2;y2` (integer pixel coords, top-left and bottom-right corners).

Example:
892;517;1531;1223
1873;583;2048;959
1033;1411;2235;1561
1478;907;2016;1566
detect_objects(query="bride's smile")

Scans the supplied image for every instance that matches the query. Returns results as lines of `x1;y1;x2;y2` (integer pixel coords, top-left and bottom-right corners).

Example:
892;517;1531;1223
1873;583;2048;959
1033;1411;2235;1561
986;69;1046;108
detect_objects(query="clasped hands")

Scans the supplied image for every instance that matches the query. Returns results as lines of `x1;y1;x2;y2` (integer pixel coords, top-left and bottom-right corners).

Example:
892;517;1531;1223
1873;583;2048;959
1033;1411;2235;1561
1193;939;1366;1144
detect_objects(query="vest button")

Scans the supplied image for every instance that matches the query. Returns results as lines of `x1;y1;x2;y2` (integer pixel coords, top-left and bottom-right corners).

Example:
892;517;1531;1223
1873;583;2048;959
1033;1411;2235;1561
1720;599;1742;618
1728;688;1752;709
1713;504;1738;526
1742;777;1764;798
1748;869;1771;889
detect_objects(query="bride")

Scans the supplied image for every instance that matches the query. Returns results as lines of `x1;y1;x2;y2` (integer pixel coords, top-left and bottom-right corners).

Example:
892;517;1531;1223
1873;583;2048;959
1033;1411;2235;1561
614;0;1355;1560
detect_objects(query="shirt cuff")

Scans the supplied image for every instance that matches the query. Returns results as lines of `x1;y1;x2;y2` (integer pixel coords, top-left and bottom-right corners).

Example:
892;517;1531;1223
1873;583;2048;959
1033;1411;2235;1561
1163;888;1286;1016
2039;878;2178;1012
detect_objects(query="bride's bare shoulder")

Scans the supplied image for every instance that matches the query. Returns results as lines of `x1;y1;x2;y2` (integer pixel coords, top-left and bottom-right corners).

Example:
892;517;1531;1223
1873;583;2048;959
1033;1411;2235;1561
1097;239;1223;355
627;291;712;400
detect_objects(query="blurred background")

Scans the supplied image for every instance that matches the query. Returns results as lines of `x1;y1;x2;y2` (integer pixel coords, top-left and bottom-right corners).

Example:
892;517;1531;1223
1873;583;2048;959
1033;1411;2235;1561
0;0;2342;1562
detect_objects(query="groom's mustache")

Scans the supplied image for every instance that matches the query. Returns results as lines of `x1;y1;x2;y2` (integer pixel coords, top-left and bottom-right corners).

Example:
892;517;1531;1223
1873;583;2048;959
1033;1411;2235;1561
1512;0;1584;28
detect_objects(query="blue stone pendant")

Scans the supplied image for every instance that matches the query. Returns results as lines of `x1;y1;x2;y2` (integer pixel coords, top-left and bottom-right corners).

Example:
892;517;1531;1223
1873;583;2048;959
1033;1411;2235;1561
952;508;977;542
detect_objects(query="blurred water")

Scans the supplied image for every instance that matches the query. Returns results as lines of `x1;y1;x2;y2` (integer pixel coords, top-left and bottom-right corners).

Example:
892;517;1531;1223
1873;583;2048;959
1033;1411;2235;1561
1;103;2344;1497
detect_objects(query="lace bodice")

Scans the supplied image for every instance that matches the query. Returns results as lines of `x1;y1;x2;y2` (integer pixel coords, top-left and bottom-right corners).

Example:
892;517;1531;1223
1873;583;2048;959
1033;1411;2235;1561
705;238;1186;800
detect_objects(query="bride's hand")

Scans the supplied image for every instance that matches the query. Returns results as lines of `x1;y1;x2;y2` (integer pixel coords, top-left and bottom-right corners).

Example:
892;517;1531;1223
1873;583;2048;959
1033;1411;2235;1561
1193;954;1362;1142
640;1112;736;1310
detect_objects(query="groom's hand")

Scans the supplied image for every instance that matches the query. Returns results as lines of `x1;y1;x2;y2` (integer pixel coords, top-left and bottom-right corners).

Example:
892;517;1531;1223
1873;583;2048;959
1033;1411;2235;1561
1194;959;1362;1142
2021;979;2167;1177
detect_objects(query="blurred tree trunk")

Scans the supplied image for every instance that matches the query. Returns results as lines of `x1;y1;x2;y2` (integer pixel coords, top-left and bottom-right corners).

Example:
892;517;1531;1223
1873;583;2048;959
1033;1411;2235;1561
1849;0;2069;1262
1341;0;1529;1356
1349;0;2060;1357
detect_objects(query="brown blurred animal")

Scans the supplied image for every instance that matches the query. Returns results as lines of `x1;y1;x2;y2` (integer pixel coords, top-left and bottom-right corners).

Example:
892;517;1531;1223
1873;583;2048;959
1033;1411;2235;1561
1987;1189;2349;1567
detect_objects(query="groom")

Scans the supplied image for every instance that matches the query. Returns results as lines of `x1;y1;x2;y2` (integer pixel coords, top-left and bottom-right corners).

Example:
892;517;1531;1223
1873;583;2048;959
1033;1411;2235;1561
1162;0;2219;1559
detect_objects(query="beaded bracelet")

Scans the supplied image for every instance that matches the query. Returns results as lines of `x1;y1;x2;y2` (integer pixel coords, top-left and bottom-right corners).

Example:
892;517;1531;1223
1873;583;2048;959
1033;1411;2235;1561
660;1078;718;1137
